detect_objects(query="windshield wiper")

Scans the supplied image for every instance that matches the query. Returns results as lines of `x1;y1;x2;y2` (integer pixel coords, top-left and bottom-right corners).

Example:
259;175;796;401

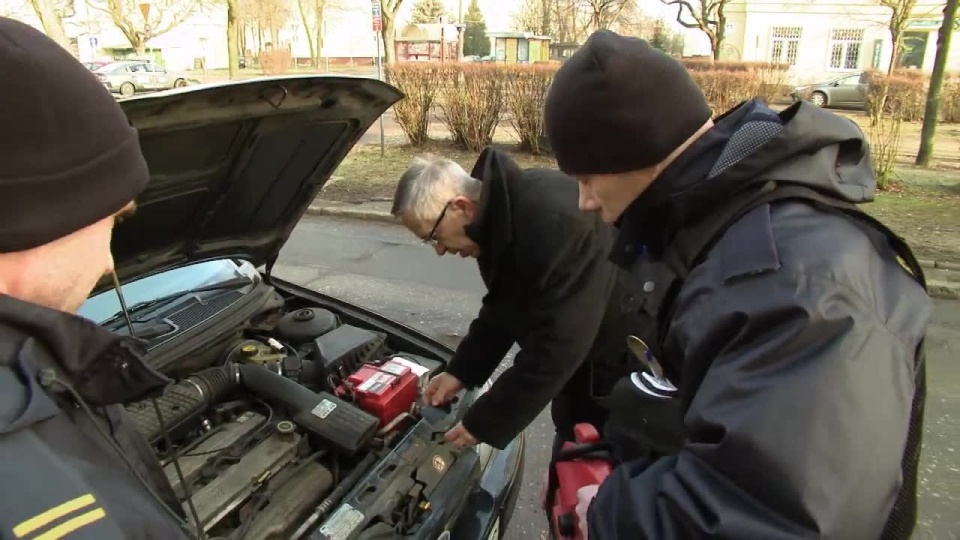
102;276;253;328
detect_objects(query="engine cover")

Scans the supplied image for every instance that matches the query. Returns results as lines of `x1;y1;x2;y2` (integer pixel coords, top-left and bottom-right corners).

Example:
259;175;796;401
342;359;420;428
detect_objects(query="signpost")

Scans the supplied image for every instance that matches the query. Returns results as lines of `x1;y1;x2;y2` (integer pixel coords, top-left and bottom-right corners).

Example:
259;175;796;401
372;0;385;157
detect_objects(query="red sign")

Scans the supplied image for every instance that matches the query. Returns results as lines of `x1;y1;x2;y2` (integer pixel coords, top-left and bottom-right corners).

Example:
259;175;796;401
371;0;382;32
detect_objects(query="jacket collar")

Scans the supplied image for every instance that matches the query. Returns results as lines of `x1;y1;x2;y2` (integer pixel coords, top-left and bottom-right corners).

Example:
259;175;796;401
464;147;518;264
0;294;170;406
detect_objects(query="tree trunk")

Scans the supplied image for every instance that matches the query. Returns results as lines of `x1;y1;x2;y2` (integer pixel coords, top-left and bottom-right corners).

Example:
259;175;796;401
227;0;240;79
296;0;316;66
888;26;901;75
134;39;146;58
916;0;958;166
382;17;396;64
30;0;70;51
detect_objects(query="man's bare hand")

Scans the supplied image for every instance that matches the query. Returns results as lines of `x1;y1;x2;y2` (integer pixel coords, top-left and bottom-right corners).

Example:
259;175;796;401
422;373;464;406
445;421;478;448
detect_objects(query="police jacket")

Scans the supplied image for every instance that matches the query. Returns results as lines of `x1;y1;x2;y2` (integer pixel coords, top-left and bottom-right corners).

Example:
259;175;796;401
444;147;632;449
587;100;931;539
0;294;190;539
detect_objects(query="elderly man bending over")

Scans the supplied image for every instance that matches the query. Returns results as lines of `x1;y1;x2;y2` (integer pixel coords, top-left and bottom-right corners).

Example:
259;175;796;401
391;146;634;450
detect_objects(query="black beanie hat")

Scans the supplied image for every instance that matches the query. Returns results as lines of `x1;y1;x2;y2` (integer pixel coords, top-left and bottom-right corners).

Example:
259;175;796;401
0;17;148;253
545;30;713;175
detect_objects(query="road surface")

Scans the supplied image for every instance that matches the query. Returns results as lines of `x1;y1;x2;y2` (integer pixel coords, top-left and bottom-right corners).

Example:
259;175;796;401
274;216;960;540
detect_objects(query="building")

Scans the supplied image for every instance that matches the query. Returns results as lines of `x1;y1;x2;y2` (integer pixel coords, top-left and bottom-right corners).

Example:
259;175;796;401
488;31;552;63
393;23;460;62
682;0;956;84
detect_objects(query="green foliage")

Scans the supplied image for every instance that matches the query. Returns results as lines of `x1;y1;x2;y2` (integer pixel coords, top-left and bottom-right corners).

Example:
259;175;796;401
409;0;449;24
464;0;489;57
650;20;668;52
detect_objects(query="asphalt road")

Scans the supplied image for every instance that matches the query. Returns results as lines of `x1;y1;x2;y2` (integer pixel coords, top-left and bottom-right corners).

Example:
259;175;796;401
274;216;960;540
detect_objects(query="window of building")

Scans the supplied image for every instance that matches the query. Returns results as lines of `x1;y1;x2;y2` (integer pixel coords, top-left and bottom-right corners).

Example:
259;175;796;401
769;26;802;66
828;28;865;70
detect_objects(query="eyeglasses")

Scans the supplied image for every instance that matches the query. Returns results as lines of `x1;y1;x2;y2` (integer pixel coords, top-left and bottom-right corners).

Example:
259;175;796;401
422;200;452;246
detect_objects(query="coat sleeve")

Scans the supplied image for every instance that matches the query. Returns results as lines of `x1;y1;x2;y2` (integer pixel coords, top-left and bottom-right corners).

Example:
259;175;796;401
0;367;130;540
461;221;617;449
444;294;515;389
587;270;920;539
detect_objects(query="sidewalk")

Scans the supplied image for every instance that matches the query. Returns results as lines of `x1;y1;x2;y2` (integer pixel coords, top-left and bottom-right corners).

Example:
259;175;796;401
306;199;960;300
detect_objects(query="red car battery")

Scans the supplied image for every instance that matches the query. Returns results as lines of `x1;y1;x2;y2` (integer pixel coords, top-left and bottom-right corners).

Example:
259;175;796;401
342;359;419;428
548;423;615;540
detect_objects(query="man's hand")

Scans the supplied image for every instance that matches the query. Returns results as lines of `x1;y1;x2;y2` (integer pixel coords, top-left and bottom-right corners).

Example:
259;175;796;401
575;484;600;539
445;421;478;448
422;373;464;407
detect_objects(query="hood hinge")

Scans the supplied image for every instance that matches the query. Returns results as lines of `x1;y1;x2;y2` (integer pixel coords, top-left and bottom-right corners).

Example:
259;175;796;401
264;255;278;284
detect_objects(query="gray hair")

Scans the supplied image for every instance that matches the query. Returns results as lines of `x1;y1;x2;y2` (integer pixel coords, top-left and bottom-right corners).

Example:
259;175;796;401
391;155;482;219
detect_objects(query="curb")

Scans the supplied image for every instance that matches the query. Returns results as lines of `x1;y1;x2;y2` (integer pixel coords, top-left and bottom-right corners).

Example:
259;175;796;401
306;203;960;300
306;203;397;225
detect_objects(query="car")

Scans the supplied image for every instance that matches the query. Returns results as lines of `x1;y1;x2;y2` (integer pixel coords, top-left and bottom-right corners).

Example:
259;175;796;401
83;60;110;71
78;75;525;540
94;60;200;97
790;72;867;109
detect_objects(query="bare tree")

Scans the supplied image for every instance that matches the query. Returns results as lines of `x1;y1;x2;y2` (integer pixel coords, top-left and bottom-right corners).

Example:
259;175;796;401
583;0;629;31
879;0;919;74
512;0;591;42
29;0;72;49
662;0;732;60
88;0;200;57
296;0;325;68
916;0;958;165
380;0;405;65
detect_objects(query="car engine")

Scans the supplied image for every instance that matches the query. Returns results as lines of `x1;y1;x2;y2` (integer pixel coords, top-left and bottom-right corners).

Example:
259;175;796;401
122;295;460;540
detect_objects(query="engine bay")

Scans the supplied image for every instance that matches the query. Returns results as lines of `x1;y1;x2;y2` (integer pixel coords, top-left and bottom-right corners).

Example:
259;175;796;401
123;287;475;540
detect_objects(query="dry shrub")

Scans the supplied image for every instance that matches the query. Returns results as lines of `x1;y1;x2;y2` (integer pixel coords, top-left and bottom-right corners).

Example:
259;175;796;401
503;64;558;154
259;48;292;75
940;77;960;123
437;64;506;151
690;70;762;114
869;112;902;191
864;70;927;122
686;60;790;111
386;63;440;146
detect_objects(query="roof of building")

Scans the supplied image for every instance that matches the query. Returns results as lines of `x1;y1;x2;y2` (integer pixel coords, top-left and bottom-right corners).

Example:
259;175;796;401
487;31;553;41
395;23;461;42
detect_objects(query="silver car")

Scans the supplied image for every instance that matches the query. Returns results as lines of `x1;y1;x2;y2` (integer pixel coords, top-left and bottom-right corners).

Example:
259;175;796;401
791;72;867;109
94;60;199;97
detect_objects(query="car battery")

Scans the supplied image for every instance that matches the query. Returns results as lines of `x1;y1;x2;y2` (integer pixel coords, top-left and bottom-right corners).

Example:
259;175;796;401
343;359;419;428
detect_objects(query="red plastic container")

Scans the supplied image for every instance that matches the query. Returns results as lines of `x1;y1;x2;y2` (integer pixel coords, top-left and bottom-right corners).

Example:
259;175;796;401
550;424;614;540
342;359;419;428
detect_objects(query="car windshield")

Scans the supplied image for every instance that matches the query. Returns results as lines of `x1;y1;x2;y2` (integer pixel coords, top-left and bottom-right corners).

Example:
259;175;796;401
79;259;257;325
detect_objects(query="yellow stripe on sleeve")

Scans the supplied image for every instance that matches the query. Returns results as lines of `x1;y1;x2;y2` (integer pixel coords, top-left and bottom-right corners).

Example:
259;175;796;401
12;494;96;538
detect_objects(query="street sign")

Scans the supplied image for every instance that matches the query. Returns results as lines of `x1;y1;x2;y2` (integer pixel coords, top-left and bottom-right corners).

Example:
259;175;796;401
371;1;382;32
89;36;98;48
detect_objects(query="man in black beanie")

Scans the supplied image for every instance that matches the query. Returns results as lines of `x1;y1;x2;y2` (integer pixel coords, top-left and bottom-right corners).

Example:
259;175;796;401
0;18;191;539
548;30;931;540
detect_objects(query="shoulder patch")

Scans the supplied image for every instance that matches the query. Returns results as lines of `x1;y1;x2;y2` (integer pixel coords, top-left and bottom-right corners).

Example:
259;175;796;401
13;493;106;540
711;203;781;283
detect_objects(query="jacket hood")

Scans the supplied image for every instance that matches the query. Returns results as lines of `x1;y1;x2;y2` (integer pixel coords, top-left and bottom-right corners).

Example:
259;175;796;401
634;100;876;241
96;75;402;293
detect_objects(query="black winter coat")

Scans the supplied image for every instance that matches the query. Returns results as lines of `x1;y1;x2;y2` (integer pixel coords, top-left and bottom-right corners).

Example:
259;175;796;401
445;147;633;449
588;100;931;539
0;294;190;539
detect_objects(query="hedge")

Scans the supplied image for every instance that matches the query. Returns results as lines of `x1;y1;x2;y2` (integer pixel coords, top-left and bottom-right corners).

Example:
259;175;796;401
863;69;960;123
385;60;793;151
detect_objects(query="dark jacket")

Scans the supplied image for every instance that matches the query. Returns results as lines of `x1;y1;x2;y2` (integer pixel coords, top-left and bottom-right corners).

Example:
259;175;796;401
588;100;931;538
445;147;633;449
0;294;190;539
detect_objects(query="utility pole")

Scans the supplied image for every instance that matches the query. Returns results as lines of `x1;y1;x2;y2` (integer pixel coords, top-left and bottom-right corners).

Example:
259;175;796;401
457;0;464;61
916;0;958;166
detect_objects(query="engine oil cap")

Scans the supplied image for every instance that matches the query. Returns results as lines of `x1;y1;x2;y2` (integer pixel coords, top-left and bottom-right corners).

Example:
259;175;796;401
241;344;258;357
276;420;296;434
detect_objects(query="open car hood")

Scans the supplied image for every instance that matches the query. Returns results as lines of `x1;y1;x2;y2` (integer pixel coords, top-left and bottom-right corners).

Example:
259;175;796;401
100;75;402;291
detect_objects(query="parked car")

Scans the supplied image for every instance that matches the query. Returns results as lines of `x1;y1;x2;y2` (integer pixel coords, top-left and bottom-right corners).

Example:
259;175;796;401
77;75;524;540
791;72;867;109
83;60;110;71
94;60;200;97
